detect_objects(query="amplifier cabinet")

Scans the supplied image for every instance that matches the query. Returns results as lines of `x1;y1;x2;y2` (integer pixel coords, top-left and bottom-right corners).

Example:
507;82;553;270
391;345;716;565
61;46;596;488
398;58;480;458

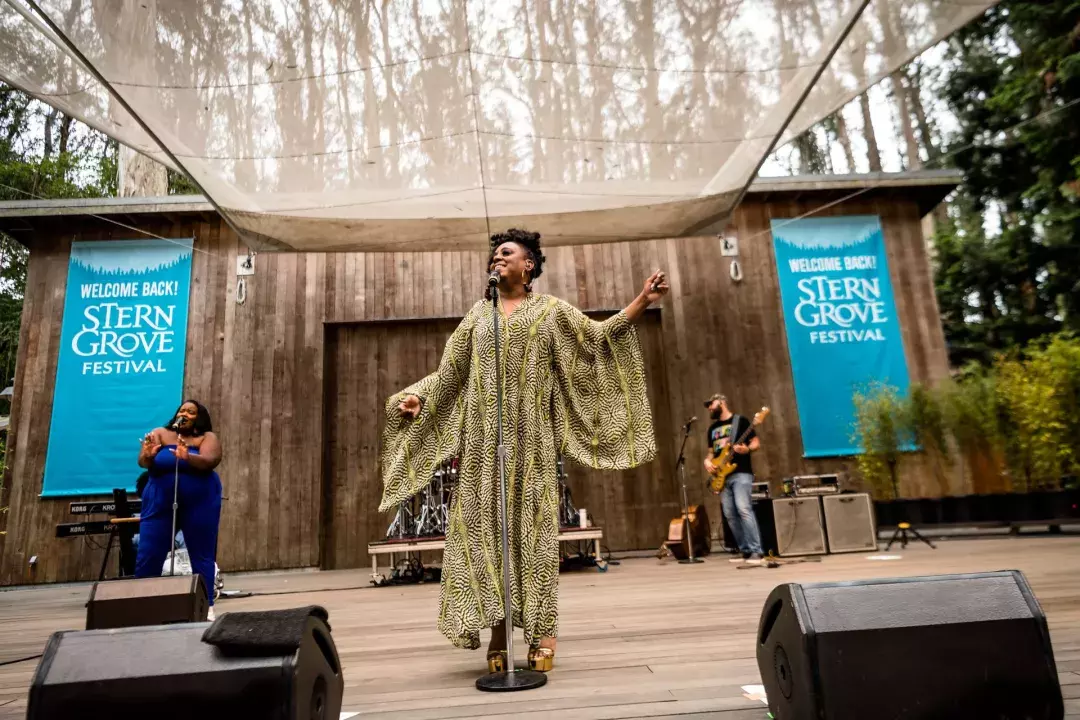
773;497;827;556
823;493;878;553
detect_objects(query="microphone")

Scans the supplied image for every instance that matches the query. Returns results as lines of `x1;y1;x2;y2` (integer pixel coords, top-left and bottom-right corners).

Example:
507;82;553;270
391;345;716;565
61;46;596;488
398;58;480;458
488;269;501;287
169;415;183;431
683;415;697;430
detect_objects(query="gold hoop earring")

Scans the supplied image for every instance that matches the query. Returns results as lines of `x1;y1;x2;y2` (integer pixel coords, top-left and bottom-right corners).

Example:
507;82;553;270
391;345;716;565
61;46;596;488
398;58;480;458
522;269;530;284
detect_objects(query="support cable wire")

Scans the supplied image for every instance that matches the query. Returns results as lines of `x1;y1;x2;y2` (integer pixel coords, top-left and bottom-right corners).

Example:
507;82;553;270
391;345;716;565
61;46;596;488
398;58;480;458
0;181;216;257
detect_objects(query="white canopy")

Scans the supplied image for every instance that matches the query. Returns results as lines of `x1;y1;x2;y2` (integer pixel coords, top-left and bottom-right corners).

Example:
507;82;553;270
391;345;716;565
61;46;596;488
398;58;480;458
0;0;993;251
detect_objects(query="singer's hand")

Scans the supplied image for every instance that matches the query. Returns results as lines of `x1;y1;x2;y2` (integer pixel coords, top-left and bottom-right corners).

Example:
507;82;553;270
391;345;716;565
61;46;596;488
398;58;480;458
141;432;161;452
138;432;162;468
174;439;191;462
397;394;422;419
641;269;669;304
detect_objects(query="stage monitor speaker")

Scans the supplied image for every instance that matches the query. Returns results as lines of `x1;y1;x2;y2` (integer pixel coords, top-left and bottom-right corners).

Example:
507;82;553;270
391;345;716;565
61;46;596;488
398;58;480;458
756;571;1063;720
86;575;208;630
772;497;826;556
822;493;878;553
28;612;342;720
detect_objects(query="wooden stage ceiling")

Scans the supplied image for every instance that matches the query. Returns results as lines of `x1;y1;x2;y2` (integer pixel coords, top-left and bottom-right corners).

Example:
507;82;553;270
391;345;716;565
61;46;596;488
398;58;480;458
2;535;1079;719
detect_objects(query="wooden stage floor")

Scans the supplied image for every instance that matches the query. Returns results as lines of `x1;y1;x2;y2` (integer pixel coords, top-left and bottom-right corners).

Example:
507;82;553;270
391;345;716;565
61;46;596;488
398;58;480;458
2;535;1080;719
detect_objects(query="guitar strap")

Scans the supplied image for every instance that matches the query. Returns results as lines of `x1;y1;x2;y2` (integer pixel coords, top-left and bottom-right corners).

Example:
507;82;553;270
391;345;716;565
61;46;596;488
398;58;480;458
728;414;743;453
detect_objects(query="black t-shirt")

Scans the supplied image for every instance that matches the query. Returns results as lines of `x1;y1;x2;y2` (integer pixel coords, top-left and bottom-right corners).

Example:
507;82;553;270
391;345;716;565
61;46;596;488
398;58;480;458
707;415;756;476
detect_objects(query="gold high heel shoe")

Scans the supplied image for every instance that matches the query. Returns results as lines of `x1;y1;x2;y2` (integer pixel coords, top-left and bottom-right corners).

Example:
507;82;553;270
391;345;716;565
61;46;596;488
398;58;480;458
527;647;555;672
486;650;508;673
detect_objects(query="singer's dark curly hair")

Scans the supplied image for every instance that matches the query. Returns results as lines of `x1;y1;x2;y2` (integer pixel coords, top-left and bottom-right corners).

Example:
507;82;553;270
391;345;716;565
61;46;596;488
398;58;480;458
166;399;213;437
486;228;546;299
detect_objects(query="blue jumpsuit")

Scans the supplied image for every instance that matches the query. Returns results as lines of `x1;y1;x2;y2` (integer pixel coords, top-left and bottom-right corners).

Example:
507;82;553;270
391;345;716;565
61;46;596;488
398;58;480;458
134;445;222;605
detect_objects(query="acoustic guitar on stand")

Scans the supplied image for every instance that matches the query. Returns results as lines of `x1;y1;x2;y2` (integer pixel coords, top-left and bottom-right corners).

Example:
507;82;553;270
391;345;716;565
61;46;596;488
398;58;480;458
708;407;770;495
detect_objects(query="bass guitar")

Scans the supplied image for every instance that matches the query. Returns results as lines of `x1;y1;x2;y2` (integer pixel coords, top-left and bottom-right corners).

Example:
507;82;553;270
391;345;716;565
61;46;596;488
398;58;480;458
708;407;770;495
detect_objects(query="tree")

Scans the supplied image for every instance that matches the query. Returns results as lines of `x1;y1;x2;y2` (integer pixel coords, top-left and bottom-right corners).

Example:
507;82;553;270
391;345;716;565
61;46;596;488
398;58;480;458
932;0;1080;364
0;82;123;500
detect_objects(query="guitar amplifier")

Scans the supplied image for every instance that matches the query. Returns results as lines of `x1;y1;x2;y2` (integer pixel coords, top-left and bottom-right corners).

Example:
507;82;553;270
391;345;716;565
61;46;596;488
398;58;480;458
773;497;827;556
787;473;840;497
823;493;878;553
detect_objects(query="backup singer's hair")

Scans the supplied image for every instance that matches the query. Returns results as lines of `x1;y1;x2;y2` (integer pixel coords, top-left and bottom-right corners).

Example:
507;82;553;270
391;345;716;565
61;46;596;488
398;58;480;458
488;228;546;280
166;399;213;436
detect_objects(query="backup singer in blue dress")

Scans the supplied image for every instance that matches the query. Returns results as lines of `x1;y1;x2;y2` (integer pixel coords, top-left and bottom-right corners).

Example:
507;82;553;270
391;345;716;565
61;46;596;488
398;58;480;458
135;400;222;615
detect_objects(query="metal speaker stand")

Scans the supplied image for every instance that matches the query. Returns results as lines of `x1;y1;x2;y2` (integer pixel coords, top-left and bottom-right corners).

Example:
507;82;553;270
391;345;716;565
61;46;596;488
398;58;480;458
475;284;547;693
885;521;936;551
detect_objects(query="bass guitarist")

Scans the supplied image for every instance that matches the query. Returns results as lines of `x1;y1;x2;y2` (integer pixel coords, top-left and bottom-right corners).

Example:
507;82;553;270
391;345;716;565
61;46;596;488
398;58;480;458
703;393;764;564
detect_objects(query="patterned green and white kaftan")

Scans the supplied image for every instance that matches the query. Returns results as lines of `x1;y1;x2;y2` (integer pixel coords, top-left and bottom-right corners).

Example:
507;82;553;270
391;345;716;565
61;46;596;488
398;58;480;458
379;293;656;650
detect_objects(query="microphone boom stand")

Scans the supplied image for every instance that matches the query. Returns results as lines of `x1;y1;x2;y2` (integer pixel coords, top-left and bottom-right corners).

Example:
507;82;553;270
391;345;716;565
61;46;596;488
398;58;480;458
674;419;704;563
168;435;181;576
476;281;547;692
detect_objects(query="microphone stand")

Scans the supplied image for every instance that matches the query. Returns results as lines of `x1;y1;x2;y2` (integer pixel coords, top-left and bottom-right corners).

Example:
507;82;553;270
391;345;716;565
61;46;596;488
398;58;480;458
675;418;704;564
476;280;547;692
168;432;182;576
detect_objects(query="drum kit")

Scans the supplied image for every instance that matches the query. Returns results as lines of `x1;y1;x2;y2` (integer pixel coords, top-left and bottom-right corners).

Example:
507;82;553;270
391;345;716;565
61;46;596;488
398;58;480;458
385;456;581;539
385;458;457;539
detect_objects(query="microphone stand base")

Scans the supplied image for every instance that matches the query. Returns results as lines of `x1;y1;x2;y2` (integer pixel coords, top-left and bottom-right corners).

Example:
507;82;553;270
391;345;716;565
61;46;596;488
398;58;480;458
678;557;705;564
476;669;548;692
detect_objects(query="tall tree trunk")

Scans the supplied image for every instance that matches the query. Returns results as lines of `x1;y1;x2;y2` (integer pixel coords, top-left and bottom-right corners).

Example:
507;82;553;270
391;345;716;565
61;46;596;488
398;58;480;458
858;91;882;172
891;73;921;170
834;111;857;173
42;109;57;158
58;114;74;155
117;146;169;196
907;65;938;160
794;130;826;174
639;0;661;178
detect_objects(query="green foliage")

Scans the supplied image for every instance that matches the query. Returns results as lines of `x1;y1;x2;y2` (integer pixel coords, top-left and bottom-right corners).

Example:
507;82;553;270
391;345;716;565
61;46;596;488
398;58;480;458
852;383;908;498
996;334;1080;489
934;0;1080;364
0;83;121;506
937;367;1003;465
906;383;949;462
0;235;24;388
168;168;199;195
852;333;1080;496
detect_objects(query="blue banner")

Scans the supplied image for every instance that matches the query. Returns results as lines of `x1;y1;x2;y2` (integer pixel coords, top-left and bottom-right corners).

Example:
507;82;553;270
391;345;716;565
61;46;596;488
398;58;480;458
770;216;909;457
42;239;193;496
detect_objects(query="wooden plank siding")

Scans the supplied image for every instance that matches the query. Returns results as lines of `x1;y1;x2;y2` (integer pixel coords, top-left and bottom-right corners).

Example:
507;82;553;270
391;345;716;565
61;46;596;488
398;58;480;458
0;195;952;586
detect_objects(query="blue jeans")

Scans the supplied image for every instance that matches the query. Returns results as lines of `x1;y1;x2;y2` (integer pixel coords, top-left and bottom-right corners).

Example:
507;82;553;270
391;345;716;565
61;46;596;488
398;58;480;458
720;472;762;555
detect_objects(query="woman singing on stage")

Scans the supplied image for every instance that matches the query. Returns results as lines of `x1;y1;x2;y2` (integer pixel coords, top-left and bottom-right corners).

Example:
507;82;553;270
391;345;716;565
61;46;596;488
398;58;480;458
381;229;668;673
136;400;223;618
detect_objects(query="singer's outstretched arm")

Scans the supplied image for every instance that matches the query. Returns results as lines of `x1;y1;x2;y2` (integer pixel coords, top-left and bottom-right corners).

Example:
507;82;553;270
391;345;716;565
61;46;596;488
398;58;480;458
623;269;669;323
380;307;476;511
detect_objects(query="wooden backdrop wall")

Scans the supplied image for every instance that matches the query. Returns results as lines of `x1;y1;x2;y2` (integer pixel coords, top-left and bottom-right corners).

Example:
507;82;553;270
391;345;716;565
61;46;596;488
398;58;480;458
0;195;953;586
